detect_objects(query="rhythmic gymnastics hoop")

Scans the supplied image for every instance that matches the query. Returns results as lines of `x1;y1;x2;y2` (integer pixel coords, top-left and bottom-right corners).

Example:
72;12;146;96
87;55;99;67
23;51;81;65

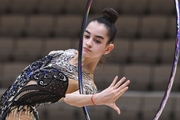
153;0;180;119
78;0;180;120
78;0;93;120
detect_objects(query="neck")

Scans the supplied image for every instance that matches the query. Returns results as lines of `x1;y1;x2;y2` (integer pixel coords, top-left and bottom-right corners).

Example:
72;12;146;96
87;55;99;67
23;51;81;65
69;54;100;76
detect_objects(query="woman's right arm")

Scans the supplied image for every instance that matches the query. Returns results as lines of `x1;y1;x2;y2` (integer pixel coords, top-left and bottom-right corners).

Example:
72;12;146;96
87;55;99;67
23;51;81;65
64;76;130;114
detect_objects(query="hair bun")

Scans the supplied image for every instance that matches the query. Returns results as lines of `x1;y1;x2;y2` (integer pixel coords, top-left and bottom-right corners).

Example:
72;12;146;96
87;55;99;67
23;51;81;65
102;8;118;24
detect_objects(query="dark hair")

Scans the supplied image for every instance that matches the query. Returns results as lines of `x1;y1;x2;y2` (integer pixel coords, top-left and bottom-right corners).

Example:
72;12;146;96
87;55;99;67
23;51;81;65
90;8;118;44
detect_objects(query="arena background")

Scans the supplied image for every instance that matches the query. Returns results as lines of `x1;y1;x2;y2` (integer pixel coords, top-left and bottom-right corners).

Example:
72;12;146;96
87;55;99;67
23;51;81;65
0;0;180;120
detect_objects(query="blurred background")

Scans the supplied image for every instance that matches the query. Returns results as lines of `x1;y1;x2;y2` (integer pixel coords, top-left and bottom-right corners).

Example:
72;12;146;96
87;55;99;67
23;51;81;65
0;0;180;120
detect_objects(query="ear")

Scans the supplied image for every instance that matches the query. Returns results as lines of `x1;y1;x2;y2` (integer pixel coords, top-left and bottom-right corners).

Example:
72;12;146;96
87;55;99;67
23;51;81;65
104;44;114;55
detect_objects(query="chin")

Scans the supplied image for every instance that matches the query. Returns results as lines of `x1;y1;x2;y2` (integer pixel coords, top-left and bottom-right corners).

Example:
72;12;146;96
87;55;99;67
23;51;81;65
82;52;92;58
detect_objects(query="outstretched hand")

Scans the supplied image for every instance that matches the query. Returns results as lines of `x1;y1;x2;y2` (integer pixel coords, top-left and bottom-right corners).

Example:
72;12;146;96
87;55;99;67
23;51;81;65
94;76;130;114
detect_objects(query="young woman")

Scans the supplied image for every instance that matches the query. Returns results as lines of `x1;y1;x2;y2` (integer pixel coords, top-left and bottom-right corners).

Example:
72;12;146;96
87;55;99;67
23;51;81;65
0;8;130;120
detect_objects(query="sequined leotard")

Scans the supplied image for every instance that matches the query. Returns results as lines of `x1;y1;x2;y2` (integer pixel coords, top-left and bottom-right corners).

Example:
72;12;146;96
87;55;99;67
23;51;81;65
0;49;97;120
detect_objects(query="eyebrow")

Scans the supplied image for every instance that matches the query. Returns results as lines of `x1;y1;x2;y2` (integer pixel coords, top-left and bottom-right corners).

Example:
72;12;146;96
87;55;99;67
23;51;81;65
85;30;104;40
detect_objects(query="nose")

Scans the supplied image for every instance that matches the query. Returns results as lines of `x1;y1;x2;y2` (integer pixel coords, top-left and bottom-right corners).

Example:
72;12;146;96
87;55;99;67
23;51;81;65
85;39;93;48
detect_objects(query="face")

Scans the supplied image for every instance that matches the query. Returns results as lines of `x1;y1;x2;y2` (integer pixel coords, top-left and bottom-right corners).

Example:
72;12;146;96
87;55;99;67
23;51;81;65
82;21;114;59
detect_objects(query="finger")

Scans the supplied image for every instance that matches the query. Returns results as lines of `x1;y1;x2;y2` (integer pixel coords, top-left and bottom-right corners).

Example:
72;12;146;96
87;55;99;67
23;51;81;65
116;86;129;98
114;80;130;95
114;77;126;89
109;76;118;87
111;103;121;114
117;80;130;90
116;107;121;114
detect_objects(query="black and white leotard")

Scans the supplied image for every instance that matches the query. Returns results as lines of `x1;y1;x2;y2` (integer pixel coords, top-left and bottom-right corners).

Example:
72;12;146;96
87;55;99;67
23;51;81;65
0;49;97;120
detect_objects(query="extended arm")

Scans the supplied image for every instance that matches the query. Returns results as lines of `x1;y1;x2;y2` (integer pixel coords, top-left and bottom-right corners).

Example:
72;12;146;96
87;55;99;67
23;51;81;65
64;76;130;114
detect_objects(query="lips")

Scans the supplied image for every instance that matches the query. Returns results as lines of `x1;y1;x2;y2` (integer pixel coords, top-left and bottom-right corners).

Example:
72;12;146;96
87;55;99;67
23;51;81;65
83;47;92;52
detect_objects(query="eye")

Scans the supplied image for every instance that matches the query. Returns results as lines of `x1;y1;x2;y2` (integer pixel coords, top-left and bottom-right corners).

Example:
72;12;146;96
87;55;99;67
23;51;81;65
84;35;90;39
94;39;101;44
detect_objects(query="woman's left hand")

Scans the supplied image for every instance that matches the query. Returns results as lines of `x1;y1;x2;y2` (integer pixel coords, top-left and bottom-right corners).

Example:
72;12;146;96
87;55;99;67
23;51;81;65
94;76;130;114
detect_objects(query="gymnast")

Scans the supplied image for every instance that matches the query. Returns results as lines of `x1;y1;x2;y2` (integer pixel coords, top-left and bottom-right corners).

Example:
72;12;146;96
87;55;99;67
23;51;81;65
0;8;130;120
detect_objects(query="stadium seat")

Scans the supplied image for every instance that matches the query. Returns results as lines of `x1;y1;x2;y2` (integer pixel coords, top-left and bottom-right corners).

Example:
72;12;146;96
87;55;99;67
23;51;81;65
2;62;29;88
106;38;131;63
123;64;151;91
0;37;14;61
139;15;168;38
65;0;88;14
167;16;176;39
116;15;139;38
0;0;11;13
37;0;64;14
94;64;122;90
91;0;120;14
0;63;4;86
174;94;180;120
10;0;38;13
148;0;175;15
159;40;176;63
13;38;43;62
70;38;82;49
0;88;6;97
78;106;109;120
42;37;72;56
26;15;54;37
131;40;160;63
53;15;81;38
176;65;180;90
120;0;149;14
141;92;174;120
0;15;26;37
110;92;142;120
37;104;48;120
38;102;77;120
152;64;180;91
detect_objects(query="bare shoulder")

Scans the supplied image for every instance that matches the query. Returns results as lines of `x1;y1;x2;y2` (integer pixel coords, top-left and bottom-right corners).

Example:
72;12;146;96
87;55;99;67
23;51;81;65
48;50;63;55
